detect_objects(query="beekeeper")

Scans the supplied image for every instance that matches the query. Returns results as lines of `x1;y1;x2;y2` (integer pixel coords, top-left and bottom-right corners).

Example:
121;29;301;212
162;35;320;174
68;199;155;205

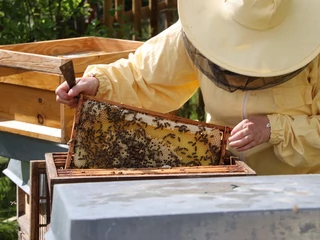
56;0;320;175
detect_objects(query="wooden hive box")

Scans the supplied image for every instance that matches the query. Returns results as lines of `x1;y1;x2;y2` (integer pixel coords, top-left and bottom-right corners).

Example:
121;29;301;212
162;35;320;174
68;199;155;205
45;152;256;210
0;37;143;143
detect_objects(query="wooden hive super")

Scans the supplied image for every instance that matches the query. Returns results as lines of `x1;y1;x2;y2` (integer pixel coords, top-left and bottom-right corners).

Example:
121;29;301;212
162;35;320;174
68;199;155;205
0;37;142;143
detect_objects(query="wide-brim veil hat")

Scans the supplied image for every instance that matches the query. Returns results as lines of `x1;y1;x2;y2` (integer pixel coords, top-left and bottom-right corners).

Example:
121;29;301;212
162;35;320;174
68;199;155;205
178;0;320;77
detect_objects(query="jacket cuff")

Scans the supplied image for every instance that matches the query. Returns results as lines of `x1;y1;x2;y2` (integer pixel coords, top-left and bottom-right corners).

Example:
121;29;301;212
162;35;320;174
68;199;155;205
93;73;110;99
267;114;284;145
83;68;112;99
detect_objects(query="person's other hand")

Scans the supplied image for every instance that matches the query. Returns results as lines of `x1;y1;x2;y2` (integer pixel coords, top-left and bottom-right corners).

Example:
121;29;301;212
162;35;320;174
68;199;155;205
228;116;271;152
55;77;99;108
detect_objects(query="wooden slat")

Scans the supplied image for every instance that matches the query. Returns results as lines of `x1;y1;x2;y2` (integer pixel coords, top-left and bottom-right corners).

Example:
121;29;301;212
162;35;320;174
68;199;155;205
149;0;159;37
30;161;46;240
115;0;125;38
132;0;142;40
51;170;254;184
0;49;65;74
0;67;61;91
64;94;86;169
0;37;99;53
50;152;252;178
45;153;59;202
103;0;114;30
236;160;257;175
56;165;245;176
165;0;176;29
0;84;60;128
0;37;142;74
60;104;76;144
94;35;143;50
0;119;61;142
17;187;26;217
18;215;30;239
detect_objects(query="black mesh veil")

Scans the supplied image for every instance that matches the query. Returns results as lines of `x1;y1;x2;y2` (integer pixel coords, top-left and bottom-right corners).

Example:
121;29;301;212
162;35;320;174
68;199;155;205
182;31;307;92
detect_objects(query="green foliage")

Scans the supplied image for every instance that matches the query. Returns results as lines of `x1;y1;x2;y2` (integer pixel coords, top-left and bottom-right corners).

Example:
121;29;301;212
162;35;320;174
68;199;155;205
0;177;16;218
177;89;206;122
0;157;17;240
0;0;91;44
0;221;18;240
0;0;144;45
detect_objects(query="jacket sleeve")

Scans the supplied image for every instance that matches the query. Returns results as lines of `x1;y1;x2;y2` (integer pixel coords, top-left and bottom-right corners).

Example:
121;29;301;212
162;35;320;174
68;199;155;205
267;55;320;168
82;21;199;113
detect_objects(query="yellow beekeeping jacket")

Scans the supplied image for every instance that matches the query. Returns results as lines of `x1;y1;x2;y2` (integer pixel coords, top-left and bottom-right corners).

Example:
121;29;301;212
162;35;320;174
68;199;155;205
83;21;320;175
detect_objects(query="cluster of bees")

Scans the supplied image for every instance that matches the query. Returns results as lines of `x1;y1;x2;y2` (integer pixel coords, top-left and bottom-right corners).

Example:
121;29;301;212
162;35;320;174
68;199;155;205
71;99;223;169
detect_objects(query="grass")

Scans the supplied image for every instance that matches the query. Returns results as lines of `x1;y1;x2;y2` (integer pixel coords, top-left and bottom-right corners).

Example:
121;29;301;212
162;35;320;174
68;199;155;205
0;156;8;164
0;156;18;240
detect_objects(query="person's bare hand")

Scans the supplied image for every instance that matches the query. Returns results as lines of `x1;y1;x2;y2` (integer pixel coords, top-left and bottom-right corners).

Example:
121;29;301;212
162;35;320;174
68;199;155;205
55;77;99;108
228;116;271;152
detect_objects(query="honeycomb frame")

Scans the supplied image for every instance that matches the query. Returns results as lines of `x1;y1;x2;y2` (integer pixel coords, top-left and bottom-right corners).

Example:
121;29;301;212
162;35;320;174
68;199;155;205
65;94;232;169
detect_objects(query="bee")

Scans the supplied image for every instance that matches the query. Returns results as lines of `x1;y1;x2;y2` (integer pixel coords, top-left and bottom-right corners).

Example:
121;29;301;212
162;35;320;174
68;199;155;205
161;165;172;169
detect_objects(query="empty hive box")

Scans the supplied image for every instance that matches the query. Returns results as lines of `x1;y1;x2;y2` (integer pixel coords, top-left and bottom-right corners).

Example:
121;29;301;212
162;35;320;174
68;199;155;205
46;94;256;203
0;37;142;143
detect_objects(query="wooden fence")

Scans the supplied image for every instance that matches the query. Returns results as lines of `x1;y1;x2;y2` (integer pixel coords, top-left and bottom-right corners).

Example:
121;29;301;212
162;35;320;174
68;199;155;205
101;0;178;40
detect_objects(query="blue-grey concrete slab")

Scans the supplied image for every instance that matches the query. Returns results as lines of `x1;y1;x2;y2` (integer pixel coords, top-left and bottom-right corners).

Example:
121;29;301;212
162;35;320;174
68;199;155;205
0;131;68;192
46;174;320;240
0;131;67;161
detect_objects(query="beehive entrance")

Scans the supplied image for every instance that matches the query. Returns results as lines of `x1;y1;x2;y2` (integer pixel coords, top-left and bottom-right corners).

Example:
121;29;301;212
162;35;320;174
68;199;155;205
66;95;232;169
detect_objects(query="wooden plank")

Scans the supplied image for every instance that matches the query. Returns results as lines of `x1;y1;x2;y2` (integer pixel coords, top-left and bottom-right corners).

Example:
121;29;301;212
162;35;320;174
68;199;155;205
45;171;51;227
0;37;142;74
165;0;176;28
30;160;47;240
149;0;159;37
0;67;61;91
237;161;257;175
45;153;59;185
50;170;255;184
0;84;60;128
0;120;61;142
30;161;40;240
60;104;76;143
45;153;59;206
17;187;26;217
132;0;142;40
94;37;143;51
0;37;99;53
0;49;64;74
55;165;247;176
115;0;125;38
39;202;48;240
103;0;114;30
17;215;30;240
